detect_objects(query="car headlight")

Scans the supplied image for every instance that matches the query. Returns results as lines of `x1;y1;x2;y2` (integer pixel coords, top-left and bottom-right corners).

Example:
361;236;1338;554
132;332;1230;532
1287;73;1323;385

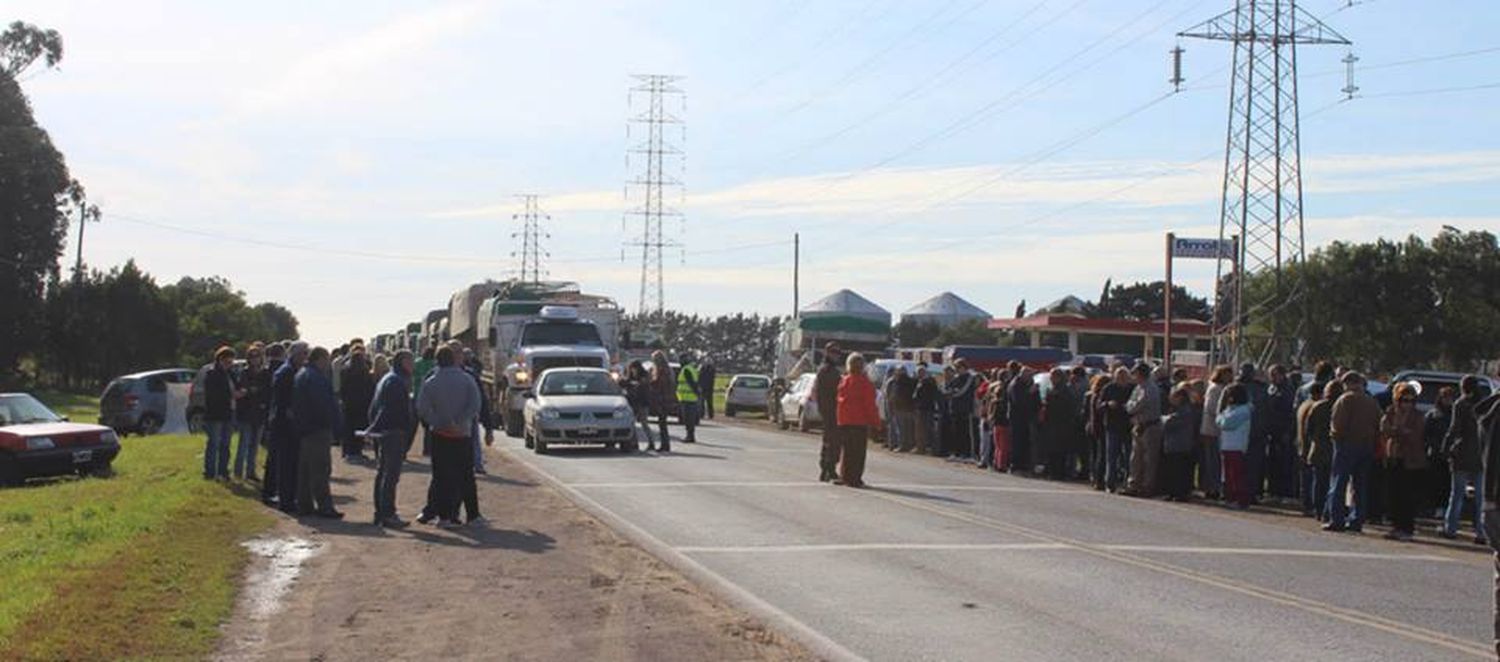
539;407;560;420
614;405;633;419
514;370;530;384
26;437;55;450
100;430;119;445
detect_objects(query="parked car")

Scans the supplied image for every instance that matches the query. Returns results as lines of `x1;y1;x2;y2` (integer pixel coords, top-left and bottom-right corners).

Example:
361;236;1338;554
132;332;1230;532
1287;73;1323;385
1389;370;1499;414
99;368;196;435
724;374;771;417
1;393;121;486
523;367;637;454
778;373;822;432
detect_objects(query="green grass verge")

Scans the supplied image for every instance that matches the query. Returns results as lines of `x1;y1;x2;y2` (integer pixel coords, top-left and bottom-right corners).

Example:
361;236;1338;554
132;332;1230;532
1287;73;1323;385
0;428;273;659
28;389;100;424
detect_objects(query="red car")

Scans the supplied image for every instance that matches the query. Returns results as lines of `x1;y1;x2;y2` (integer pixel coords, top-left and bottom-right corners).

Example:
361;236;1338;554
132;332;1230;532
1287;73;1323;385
0;393;121;486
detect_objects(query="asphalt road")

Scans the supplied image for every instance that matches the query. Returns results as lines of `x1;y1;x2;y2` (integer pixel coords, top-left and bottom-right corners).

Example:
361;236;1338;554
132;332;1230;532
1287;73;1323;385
497;419;1496;662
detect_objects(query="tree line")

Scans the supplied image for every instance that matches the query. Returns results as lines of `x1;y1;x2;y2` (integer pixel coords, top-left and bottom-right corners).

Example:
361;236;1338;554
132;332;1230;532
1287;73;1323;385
624;311;783;374
0;22;299;390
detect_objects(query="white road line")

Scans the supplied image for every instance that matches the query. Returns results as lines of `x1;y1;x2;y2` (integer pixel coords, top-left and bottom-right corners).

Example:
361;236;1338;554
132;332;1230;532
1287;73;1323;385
568;481;1099;494
673;542;1454;562
677;543;1070;554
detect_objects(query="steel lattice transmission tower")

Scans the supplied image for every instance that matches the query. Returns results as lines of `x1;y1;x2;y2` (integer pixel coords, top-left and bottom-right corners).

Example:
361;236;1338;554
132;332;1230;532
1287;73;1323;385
1180;1;1348;365
623;74;685;314
512;194;549;284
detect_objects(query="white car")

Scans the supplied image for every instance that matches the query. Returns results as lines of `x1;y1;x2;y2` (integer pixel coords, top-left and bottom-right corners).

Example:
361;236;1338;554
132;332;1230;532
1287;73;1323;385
724;374;771;417
522;368;636;454
778;373;822;432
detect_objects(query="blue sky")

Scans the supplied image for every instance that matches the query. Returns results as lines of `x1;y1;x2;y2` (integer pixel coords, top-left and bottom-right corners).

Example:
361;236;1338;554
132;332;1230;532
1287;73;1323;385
14;0;1500;345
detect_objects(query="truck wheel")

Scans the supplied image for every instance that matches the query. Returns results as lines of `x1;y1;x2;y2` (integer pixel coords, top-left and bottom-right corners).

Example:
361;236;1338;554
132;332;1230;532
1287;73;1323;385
138;414;162;436
533;436;548;454
504;413;524;439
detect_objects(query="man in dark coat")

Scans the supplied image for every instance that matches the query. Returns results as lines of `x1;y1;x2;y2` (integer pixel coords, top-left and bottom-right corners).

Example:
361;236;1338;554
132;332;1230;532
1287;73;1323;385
815;343;844;482
1444;376;1489;541
1041;368;1082;479
912;364;939;455
260;343;286;505
1237;363;1270;503
1266;365;1299;499
339;350;376;461
890;367;916;452
943;359;978;460
272;342;309;514
1008;368;1040;472
699;359;717;420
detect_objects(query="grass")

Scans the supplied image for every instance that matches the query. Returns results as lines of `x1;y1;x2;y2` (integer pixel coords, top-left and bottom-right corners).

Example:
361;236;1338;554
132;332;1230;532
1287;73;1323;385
0;395;273;660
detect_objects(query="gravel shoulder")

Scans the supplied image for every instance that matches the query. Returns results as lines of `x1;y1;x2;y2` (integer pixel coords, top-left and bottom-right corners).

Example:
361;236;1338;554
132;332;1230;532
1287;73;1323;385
215;445;812;661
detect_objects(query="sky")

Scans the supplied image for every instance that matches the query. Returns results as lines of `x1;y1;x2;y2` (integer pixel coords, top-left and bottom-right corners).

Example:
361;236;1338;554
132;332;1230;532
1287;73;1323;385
12;0;1500;345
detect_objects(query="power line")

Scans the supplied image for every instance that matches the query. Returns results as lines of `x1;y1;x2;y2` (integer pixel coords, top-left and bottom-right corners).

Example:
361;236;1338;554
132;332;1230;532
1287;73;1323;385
1356;81;1500;99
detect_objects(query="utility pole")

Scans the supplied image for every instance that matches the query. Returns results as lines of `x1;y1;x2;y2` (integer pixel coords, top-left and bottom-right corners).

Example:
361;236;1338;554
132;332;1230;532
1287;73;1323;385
1180;1;1349;366
512;194;549;284
793;232;800;316
623;74;685;315
70;186;100;285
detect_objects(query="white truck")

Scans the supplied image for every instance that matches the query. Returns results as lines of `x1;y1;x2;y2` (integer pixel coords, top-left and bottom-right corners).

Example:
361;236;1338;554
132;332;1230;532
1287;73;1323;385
452;281;621;438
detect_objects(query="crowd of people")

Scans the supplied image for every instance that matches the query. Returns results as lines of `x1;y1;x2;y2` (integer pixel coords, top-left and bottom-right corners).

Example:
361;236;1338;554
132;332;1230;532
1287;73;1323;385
826;348;1500;543
199;337;499;529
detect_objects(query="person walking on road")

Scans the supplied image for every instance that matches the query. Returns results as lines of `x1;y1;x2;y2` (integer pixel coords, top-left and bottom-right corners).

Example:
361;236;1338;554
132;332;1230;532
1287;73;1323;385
815;343;844;482
416;345;481;528
698;359;717;420
203;345;242;480
677;354;702;444
1324;372;1381;533
367;350;414;528
1380;383;1426;541
339;349;375;462
650;351;677;452
835;352;879;488
1123;363;1163;497
1443;375;1489;543
293;347;344;519
233;343;270;481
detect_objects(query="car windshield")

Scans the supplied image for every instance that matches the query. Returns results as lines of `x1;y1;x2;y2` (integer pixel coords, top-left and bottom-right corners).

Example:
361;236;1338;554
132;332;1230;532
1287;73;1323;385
735;377;770;389
521;322;603;347
540;371;621;397
0;394;63;426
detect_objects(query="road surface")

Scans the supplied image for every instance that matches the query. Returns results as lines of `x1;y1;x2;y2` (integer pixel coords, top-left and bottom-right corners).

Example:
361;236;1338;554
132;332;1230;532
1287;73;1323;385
499;419;1495;662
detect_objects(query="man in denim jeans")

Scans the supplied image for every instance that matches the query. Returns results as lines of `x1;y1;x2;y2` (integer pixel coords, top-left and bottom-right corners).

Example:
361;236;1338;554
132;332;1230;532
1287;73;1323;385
203;346;242;480
233;343;271;480
1443;375;1490;543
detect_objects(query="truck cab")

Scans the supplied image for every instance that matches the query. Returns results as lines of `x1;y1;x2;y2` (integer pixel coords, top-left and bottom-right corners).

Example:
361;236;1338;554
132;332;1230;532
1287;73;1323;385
494;306;613;438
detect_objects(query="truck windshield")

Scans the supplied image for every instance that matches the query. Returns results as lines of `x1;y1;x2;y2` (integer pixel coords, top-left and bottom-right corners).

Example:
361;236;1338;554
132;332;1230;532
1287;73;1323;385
521;323;602;347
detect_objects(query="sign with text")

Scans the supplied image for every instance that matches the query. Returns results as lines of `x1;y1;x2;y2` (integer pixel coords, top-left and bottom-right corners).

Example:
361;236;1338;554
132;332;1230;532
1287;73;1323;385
1171;237;1235;260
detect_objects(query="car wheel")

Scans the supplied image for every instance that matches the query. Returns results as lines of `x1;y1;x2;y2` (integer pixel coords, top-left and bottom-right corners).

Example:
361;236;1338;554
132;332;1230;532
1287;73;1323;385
504;412;524;439
0;456;22;487
138;414;163;437
534;436;548;454
79;461;114;479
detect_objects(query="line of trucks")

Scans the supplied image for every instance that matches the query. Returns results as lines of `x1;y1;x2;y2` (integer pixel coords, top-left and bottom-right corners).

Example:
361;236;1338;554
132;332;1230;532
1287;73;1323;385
367;280;642;439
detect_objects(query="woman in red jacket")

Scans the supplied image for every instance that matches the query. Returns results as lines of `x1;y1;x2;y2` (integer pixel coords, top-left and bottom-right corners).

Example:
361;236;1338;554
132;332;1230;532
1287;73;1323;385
836;353;880;488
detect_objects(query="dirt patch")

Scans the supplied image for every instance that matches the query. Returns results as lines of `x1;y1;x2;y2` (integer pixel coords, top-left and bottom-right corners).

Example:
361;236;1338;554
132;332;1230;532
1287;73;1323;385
215;450;812;661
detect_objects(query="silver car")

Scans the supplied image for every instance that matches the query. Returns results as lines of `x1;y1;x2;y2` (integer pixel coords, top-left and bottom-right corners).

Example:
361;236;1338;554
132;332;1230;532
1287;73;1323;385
99;368;196;435
523;368;637;453
724;374;771;417
778;373;822;432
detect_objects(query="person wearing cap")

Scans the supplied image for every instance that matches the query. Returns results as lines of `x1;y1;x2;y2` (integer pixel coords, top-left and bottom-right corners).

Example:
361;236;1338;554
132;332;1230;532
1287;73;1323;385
272;341;310;513
1123;363;1163;497
815;343;844;482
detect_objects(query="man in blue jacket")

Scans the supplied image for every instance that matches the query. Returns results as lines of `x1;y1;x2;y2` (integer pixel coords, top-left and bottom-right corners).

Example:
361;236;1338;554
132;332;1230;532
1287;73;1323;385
367;350;415;528
294;346;345;519
272;341;308;513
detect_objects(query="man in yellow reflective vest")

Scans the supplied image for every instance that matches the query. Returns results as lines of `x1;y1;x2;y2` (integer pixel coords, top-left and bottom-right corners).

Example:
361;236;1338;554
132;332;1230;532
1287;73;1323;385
677;354;701;443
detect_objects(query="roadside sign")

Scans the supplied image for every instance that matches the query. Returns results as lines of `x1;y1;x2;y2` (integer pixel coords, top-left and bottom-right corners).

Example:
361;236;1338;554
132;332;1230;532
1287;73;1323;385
1171;237;1235;260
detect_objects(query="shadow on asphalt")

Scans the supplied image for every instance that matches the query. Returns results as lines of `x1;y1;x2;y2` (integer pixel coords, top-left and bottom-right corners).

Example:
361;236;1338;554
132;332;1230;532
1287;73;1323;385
866;485;970;505
526;447;727;461
407;526;557;552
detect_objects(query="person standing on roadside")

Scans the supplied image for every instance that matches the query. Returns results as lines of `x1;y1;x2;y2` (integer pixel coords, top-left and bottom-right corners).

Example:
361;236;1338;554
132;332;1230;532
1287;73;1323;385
1008;366;1040;473
412;345;436;457
1299;381;1342;520
1325;372;1381;533
339;349;376;462
1443;376;1489;543
835;352;879;488
462;348;495;474
1162;386;1200;502
203;346;242;480
650;351;677;452
943;359;977;462
889;366;916;453
272;342;308;513
367;350;414;528
233;344;270;481
1123;363;1163;497
1217;384;1254;509
622;361;654;450
1477;381;1500;656
677;353;702;444
1380;383;1426;541
1040;368;1082;480
260;343;286;505
698;358;717;420
293;347;344;519
416;346;481;529
815;343;844;482
1198;365;1233;500
1101;367;1135;493
912;363;939;456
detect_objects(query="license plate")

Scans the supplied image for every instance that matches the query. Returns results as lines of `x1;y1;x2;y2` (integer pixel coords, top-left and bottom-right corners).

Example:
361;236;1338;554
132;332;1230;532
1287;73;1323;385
72;450;93;463
580;426;598;436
